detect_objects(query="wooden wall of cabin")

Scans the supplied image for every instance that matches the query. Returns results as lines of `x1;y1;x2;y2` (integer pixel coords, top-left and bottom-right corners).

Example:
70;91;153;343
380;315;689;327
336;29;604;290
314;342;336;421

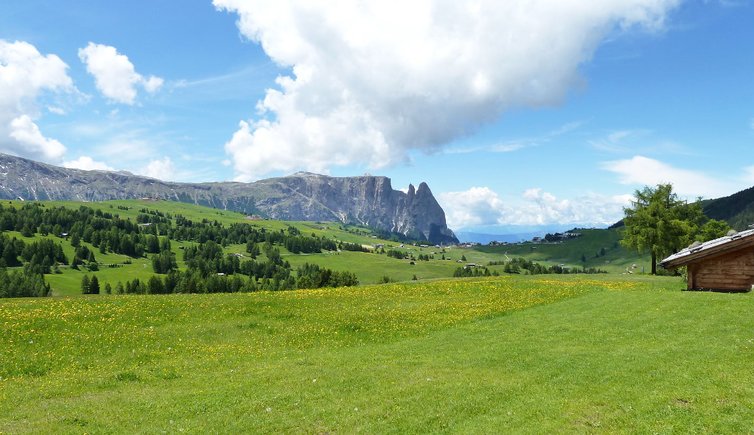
688;248;754;291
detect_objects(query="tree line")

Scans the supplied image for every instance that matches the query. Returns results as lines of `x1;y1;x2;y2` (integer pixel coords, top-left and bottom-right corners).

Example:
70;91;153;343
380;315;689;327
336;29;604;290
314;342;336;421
487;257;606;275
0;202;359;298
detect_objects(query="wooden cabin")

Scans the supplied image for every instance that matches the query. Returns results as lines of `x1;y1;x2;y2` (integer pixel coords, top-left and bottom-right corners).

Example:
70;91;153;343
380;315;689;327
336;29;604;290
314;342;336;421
660;229;754;291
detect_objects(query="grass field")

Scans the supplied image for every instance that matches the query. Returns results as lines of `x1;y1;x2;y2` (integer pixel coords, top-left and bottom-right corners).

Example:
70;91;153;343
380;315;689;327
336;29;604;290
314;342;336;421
8;199;574;295
3;199;654;295
3;274;753;432
478;228;650;273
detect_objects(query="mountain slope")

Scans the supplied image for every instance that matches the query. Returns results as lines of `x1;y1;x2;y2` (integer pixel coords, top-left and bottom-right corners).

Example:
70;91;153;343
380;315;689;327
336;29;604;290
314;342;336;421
0;154;457;244
475;228;650;273
609;186;754;232
702;186;754;230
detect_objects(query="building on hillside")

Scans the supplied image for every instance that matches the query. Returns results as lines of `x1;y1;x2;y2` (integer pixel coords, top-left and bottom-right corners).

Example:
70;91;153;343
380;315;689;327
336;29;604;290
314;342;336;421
660;229;754;291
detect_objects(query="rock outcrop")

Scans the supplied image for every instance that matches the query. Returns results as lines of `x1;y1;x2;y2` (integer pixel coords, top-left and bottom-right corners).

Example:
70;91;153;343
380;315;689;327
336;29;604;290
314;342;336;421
0;154;458;244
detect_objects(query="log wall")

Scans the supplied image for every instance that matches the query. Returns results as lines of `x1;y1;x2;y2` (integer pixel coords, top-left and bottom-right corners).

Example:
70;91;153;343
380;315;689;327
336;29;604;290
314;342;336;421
688;248;754;291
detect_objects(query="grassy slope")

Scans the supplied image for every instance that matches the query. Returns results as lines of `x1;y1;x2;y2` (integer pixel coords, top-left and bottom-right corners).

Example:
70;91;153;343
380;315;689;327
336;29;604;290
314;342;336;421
2;275;754;432
8;199;452;293
476;228;651;273
6;200;651;294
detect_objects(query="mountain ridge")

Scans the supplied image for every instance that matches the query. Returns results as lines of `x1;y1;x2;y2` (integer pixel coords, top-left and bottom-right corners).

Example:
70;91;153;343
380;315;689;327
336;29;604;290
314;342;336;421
0;154;458;244
608;186;754;231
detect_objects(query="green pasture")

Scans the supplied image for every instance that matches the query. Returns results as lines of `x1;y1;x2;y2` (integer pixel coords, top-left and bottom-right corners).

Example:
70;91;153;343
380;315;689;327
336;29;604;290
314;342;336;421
2;275;754;432
477;228;650;273
3;199;652;296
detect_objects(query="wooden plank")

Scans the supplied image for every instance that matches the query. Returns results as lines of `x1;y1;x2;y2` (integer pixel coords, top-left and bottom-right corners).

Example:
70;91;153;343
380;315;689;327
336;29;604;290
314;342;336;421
665;240;754;268
678;245;754;290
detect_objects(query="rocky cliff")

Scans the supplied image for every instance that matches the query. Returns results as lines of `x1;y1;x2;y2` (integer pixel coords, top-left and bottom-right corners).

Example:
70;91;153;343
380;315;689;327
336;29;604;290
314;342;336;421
0;154;458;244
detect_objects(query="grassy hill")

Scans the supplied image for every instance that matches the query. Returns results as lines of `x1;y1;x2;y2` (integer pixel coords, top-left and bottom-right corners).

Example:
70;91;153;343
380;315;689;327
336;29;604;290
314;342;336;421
3;274;754;432
0;199;654;296
2;199;747;432
702;185;754;230
475;228;651;274
1;199;510;295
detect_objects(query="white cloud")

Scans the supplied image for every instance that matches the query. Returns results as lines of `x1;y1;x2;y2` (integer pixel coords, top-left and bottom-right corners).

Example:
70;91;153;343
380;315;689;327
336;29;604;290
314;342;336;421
439;187;506;228
215;0;680;180
140;157;175;180
8;115;66;160
590;130;638;152
492;143;527;153
601;155;731;198
142;76;164;94
446;121;584;155
589;129;692;156
0;40;73;161
62;156;114;171
47;106;66;115
439;186;630;229
78;42;163;105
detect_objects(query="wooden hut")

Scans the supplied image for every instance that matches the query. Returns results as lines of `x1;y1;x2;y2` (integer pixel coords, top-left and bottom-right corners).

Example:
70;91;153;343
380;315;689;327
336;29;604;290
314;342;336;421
660;229;754;291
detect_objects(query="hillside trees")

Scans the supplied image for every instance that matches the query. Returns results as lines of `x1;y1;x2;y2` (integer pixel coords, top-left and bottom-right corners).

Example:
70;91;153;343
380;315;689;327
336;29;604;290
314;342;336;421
621;184;730;274
152;250;178;274
0;233;24;267
0;201;371;297
81;275;101;294
0;268;51;297
295;263;359;289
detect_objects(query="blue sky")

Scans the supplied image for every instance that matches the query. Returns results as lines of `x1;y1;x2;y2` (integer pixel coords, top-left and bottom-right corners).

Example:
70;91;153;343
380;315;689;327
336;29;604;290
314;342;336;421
1;1;753;234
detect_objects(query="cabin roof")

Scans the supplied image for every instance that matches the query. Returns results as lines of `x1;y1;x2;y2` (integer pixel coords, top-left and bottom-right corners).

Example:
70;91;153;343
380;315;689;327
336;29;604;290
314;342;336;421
660;228;754;269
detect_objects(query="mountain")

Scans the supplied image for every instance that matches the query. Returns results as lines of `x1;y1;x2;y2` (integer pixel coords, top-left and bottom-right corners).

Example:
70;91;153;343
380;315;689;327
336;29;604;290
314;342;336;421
0;154;457;244
702;186;754;230
609;186;754;231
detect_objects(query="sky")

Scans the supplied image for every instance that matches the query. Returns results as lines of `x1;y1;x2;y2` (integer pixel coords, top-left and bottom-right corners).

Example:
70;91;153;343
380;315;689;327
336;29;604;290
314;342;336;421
1;0;754;236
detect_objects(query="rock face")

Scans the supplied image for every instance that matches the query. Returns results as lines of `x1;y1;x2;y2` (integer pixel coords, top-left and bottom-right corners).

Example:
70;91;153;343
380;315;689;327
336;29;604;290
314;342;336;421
0;154;458;244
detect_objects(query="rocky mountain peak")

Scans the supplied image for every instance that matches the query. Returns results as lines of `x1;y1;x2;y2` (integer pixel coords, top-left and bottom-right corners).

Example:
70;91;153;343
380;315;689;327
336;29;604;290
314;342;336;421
0;153;458;244
407;183;416;197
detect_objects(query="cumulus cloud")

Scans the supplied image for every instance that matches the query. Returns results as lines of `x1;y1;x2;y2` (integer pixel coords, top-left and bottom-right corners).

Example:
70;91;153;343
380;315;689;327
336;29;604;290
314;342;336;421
439;187;506;228
215;0;680;180
62;156;114;171
8;115;67;160
140;157;175;180
601;155;731;198
0;40;73;161
439;187;630;229
78;42;163;105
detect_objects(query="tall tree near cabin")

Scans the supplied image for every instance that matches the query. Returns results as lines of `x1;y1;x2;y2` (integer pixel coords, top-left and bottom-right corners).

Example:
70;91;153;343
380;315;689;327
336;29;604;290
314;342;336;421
622;184;700;275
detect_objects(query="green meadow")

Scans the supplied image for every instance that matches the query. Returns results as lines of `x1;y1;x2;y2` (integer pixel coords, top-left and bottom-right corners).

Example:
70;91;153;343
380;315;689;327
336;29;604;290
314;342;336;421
3;274;754;432
2;199;526;295
479;228;650;274
4;199;746;432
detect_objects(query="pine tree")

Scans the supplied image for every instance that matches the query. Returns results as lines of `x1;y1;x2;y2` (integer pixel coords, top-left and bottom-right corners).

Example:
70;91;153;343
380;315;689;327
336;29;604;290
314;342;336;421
81;275;90;294
622;184;711;274
89;275;100;294
2;244;18;267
